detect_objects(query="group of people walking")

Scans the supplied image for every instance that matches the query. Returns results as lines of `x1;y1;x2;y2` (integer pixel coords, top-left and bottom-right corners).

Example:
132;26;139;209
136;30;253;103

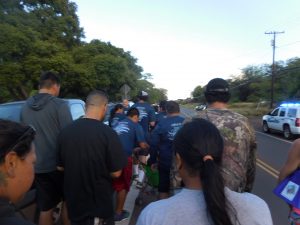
0;71;298;225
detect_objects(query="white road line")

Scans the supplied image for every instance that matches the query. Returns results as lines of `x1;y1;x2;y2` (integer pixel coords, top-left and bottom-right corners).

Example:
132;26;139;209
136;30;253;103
255;131;293;144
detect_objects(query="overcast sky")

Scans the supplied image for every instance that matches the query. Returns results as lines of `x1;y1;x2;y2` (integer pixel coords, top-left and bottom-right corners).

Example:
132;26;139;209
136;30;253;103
73;0;300;100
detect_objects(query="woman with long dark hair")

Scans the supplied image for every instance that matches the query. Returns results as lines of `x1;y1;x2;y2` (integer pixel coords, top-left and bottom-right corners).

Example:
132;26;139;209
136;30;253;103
137;118;272;225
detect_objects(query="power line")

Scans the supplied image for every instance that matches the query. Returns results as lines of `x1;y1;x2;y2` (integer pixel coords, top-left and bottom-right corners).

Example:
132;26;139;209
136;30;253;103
230;66;300;90
265;31;285;108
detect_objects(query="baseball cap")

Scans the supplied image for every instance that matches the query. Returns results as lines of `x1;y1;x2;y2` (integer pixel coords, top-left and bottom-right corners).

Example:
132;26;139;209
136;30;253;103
138;91;149;97
205;78;229;93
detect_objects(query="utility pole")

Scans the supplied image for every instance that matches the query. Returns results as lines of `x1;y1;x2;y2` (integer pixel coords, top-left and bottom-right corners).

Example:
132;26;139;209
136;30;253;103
265;31;284;108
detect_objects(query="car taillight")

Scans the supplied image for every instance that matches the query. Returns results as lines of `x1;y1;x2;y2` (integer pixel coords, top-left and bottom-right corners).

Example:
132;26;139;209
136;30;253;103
296;118;300;127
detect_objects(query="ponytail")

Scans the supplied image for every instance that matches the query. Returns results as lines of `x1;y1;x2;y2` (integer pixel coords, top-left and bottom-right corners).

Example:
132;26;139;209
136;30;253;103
201;159;235;225
173;118;239;225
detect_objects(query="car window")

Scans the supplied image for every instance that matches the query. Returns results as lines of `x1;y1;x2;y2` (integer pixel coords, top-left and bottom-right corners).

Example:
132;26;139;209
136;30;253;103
0;104;22;122
287;108;297;118
70;103;85;120
271;108;279;116
279;108;286;117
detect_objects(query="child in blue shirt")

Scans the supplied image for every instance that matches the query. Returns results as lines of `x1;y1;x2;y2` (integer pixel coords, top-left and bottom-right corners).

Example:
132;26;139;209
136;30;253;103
113;107;149;222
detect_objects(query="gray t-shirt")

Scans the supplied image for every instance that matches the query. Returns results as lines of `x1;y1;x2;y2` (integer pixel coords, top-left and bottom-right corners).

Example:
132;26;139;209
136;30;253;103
137;188;273;225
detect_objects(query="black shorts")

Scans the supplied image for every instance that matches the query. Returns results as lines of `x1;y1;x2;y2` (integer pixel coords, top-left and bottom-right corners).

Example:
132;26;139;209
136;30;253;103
35;170;64;211
158;166;171;193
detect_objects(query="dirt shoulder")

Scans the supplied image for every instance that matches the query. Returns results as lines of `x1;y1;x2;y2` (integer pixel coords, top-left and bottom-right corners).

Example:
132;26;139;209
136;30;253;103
249;116;262;131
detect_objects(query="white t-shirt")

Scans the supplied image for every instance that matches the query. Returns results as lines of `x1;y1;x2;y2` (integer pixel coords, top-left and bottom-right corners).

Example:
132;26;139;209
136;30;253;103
136;188;273;225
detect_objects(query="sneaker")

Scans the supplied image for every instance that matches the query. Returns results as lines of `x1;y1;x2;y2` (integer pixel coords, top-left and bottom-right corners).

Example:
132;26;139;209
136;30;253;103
132;174;138;181
136;181;143;189
114;210;130;222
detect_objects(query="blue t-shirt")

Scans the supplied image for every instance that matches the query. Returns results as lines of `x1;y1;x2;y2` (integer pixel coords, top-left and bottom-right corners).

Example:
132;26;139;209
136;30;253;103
110;113;126;128
113;118;145;156
156;112;167;124
150;115;184;168
131;102;156;135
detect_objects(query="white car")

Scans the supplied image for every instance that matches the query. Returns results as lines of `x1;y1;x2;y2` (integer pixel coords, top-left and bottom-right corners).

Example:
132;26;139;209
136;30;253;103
262;102;300;139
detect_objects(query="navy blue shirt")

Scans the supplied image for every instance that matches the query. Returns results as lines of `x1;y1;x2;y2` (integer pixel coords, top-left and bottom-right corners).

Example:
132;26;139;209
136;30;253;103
156;111;167;124
150;115;184;168
110;113;126;128
131;102;156;137
113;118;145;156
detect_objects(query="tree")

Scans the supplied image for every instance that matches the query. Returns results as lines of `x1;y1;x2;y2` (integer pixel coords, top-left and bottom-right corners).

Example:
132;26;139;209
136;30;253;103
0;1;148;102
0;0;84;101
191;85;204;102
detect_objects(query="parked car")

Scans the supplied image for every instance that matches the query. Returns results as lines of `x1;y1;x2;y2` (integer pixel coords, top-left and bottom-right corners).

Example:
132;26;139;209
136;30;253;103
195;104;207;111
0;99;85;122
262;102;300;139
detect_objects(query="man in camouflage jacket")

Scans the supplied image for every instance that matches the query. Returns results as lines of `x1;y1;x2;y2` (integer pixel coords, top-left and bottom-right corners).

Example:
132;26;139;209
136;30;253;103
194;78;257;192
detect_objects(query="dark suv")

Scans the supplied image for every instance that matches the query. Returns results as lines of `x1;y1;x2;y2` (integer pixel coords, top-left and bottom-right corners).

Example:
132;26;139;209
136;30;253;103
0;99;85;122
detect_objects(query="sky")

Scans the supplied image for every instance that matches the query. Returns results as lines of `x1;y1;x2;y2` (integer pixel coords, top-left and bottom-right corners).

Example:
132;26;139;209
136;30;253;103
73;0;300;100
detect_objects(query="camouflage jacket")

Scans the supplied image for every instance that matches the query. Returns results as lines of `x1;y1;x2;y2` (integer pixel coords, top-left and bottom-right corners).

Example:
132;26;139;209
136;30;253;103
194;108;257;192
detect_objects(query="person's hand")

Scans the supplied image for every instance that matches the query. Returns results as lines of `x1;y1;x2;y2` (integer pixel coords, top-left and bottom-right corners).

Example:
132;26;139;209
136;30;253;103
133;147;141;153
57;166;64;171
151;163;158;172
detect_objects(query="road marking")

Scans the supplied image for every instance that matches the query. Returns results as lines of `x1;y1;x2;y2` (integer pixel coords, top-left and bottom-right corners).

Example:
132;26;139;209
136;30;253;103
256;158;279;179
255;131;293;144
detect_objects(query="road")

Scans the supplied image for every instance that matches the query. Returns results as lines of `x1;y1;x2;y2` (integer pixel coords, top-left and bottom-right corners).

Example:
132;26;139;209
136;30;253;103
130;107;294;224
253;131;291;225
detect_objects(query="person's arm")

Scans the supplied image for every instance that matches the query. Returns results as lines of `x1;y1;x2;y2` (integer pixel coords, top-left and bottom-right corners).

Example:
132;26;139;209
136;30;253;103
149;106;156;128
136;124;150;150
106;129;127;175
139;141;149;149
56;132;64;171
110;170;122;178
279;139;300;183
58;101;73;129
148;125;161;165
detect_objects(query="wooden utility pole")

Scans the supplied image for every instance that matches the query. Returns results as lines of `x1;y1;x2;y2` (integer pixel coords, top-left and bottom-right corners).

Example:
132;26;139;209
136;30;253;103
265;31;284;108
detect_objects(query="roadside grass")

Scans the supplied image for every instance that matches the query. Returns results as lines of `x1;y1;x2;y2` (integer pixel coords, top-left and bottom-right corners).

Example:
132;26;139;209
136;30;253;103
181;102;270;117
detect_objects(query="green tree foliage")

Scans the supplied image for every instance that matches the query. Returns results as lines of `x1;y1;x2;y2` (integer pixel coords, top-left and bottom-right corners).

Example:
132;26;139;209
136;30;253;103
132;79;168;104
192;58;300;104
0;0;84;101
0;0;161;103
228;59;300;103
191;85;204;102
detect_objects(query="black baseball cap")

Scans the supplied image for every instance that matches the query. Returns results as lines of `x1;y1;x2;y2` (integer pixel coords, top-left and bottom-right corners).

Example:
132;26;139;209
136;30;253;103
205;78;229;93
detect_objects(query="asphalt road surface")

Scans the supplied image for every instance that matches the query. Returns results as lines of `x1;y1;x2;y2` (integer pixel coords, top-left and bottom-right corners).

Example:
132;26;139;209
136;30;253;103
253;131;292;225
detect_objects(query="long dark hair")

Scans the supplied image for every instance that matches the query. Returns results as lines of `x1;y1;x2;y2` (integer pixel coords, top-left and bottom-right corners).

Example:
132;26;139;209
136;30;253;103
109;104;124;127
173;118;237;225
